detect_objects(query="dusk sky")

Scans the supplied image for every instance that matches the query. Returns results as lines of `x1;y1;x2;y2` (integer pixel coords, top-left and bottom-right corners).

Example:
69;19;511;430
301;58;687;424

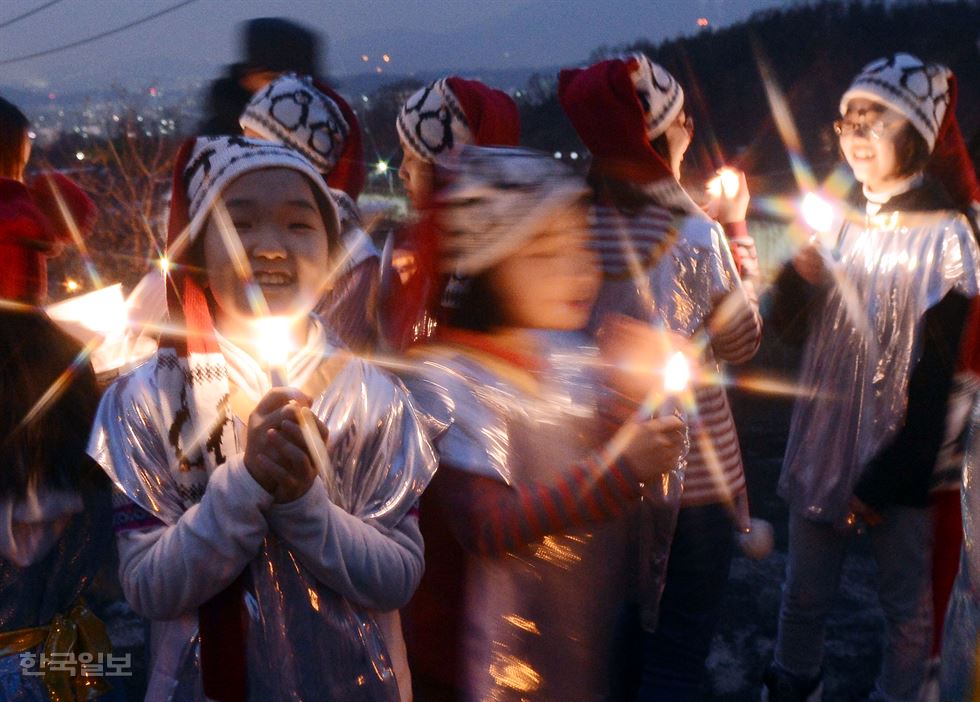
1;0;797;91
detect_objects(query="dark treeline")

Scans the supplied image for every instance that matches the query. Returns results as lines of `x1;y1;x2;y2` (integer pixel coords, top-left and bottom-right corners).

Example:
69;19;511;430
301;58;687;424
520;0;980;192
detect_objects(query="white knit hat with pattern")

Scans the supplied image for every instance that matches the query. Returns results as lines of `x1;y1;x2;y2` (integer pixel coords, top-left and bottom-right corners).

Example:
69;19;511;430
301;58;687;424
437;146;588;276
396;79;473;163
240;73;350;175
839;53;951;151
628;53;684;141
176;136;339;252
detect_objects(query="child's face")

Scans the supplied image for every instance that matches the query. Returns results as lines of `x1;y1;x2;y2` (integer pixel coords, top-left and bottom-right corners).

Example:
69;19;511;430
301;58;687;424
664;107;693;180
488;206;600;332
839;98;907;192
398;140;434;209
203;168;330;327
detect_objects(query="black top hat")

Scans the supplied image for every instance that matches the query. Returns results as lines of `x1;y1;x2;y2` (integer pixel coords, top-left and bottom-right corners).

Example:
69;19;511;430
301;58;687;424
241;17;320;75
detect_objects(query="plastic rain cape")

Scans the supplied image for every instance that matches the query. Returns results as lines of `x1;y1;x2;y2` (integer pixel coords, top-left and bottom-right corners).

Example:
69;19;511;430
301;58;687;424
88;329;436;702
401;332;634;701
780;210;980;524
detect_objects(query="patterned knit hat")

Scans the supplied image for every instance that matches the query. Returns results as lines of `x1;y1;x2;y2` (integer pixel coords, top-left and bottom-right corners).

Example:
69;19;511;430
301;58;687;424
172;135;340;261
840;53;951;151
436;146;588;276
559;55;681;185
396;76;520;164
239;74;366;198
629;53;684;141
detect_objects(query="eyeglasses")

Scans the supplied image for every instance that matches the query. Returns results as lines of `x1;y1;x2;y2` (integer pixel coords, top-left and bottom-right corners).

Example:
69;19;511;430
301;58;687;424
833;118;891;140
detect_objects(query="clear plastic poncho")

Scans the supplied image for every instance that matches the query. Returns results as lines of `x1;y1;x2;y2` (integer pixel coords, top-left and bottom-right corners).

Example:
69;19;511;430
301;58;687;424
588;208;741;630
88;342;436;702
780;209;980;524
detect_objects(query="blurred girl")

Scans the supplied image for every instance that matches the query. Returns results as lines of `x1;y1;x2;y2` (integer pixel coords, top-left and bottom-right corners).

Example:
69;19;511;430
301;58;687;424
559;54;763;700
400;146;688;701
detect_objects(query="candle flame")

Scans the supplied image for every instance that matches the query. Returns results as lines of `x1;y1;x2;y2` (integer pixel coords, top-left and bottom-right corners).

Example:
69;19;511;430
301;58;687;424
801;192;835;234
663;351;690;394
707;168;739;199
253;316;293;369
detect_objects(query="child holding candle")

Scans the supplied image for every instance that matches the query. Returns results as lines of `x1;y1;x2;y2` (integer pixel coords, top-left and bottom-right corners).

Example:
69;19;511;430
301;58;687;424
88;136;436;702
767;54;980;701
558;53;763;701
398;146;689;701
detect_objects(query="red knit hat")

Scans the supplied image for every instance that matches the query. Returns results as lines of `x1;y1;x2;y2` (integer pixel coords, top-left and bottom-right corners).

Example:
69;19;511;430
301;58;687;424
0;173;95;304
928;72;980;377
559;56;676;184
314;79;366;199
927;74;980;212
396;76;520;163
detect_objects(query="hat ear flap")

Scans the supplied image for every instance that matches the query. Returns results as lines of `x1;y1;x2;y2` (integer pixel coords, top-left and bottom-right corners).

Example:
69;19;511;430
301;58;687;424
314;79;366;199
163;138;218;355
927;73;980;211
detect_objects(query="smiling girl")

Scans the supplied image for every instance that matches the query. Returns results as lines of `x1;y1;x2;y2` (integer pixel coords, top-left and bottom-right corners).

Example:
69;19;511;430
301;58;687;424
767;54;980;701
89;137;436;702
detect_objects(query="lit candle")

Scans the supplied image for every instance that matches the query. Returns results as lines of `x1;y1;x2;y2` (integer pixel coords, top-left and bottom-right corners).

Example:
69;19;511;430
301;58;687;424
801;192;835;235
660;350;691;417
707;167;740;199
253;316;293;387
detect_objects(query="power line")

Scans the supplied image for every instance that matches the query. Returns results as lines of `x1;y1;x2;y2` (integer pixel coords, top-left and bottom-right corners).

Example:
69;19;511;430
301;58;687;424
0;0;199;67
0;0;66;31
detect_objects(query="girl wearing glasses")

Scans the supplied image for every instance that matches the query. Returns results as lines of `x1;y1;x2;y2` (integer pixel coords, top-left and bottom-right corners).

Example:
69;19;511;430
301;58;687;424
766;54;980;701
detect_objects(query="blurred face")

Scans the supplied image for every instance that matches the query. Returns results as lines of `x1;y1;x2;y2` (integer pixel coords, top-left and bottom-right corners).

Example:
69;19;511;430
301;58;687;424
838;98;907;192
664;107;693;180
398;139;434;209
203;169;330;333
488;206;600;331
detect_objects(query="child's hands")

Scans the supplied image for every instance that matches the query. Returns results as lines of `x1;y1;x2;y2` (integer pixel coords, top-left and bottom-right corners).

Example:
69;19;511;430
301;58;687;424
704;169;750;224
621;414;688;481
270;406;329;503
792;244;831;287
245;388;321;502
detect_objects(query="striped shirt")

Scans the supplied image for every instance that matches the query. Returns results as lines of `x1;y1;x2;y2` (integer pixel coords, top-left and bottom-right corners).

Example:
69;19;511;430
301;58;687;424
590;204;762;506
433;453;642;556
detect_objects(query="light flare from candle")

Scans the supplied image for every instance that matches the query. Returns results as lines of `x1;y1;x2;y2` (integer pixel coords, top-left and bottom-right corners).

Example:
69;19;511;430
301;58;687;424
253;316;293;386
801;192;835;234
663;351;691;394
706;168;739;199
